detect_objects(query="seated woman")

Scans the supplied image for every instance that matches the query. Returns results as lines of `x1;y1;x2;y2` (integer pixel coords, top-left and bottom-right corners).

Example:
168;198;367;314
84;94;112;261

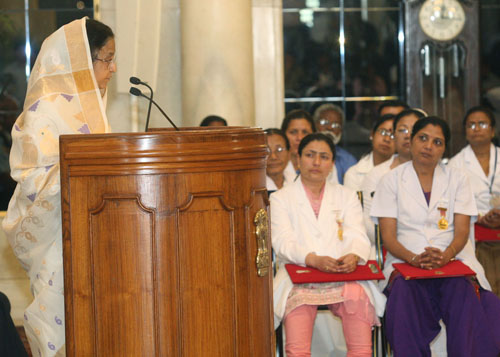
449;106;500;296
344;114;395;191
371;116;500;356
264;128;290;193
281;109;316;183
361;109;425;243
272;133;385;357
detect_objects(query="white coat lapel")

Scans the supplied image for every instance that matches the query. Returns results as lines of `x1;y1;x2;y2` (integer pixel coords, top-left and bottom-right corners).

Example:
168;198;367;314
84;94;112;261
464;145;489;183
317;183;337;239
428;164;448;211
401;163;428;210
295;179;321;235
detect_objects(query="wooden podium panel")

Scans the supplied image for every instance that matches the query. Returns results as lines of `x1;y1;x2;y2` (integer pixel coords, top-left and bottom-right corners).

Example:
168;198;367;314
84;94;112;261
59;127;273;356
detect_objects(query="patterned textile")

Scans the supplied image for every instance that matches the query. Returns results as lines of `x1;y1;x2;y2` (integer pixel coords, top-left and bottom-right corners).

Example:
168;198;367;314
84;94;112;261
2;18;110;356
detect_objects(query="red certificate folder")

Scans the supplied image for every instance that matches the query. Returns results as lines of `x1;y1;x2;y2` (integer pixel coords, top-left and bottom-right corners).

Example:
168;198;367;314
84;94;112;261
392;260;476;280
474;223;500;242
285;260;384;284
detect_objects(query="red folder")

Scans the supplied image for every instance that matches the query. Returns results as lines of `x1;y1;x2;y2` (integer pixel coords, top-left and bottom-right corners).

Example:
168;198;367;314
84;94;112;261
285;260;384;284
392;260;476;280
474;223;500;242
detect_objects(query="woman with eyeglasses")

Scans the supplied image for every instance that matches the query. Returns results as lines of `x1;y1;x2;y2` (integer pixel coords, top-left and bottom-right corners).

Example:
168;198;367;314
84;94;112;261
272;133;385;357
2;18;116;355
449;106;500;296
265;128;290;193
372;116;500;356
361;109;425;243
344;114;395;191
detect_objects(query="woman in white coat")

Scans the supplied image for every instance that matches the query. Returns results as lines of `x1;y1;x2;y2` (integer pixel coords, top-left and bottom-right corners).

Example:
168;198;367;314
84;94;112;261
449;106;500;296
371;117;500;356
361;109;425;243
343;114;395;191
272;133;385;357
281;109;316;184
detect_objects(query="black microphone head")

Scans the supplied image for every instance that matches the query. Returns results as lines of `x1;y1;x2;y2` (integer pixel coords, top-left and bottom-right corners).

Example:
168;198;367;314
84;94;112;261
129;87;142;96
130;76;141;85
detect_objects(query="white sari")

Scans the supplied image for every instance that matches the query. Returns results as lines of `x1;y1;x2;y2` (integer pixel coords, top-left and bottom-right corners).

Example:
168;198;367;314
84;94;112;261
2;18;110;356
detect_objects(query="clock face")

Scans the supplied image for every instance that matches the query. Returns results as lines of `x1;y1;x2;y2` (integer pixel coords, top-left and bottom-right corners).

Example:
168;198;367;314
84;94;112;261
419;0;466;41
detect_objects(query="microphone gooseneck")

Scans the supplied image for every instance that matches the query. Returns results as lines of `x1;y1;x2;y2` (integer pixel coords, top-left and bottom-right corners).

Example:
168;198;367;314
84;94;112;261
129;76;153;132
129;87;179;131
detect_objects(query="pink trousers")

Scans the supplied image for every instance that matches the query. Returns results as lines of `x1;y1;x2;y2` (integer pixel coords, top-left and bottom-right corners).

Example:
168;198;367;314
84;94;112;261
283;285;373;357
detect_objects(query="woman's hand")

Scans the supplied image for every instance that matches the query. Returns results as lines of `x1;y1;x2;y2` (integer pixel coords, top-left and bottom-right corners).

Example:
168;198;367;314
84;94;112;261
305;253;339;273
336;254;360;273
479;209;500;229
416;247;453;269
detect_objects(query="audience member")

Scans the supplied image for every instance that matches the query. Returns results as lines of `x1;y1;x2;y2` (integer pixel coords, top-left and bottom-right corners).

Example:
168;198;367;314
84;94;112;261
449;106;500;296
361;109;425;243
199;115;227;127
281;109;316;183
272;133;384;357
265;128;290;193
377;100;409;117
343;114;395;190
372;116;500;356
313;103;357;184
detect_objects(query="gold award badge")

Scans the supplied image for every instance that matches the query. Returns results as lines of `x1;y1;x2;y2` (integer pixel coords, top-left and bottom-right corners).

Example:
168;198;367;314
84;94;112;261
438;206;448;230
336;212;344;241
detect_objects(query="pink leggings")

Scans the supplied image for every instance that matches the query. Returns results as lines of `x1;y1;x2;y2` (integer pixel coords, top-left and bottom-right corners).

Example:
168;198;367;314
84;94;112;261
283;301;373;357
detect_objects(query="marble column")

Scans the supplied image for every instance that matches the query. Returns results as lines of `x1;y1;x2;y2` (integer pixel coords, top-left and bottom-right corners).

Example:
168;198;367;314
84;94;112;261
180;0;255;126
252;0;285;129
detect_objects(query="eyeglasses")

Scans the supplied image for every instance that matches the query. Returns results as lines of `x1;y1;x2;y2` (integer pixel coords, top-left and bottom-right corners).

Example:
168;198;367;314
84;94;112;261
396;127;410;135
376;128;393;138
93;55;117;69
466;122;490;130
318;119;342;129
269;146;287;155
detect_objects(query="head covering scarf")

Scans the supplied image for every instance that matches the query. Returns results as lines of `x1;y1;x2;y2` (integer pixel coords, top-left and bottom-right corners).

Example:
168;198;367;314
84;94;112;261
2;18;111;356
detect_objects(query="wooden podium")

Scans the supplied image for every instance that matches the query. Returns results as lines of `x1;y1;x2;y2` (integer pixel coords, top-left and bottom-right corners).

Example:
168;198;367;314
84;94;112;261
59;127;274;356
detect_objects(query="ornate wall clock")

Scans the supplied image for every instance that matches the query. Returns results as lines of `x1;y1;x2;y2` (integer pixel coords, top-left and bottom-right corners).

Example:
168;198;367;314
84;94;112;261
405;0;479;155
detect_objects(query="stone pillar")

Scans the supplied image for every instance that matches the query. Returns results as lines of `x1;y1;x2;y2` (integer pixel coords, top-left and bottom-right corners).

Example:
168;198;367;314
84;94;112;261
180;0;255;126
252;0;285;129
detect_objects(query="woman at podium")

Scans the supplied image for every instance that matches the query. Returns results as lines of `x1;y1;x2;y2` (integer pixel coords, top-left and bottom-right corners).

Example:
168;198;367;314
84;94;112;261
2;18;116;356
371;116;500;356
271;133;385;356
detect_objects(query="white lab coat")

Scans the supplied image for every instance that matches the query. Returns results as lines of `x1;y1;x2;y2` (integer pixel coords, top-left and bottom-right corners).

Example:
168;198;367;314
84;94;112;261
343;152;374;191
449;144;500;215
370;161;491;290
266;175;290;192
360;155;396;244
283;160;299;184
271;178;386;329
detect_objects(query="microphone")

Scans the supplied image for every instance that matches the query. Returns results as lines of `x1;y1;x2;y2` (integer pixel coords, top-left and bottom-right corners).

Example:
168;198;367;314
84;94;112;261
129;87;179;131
129;76;153;131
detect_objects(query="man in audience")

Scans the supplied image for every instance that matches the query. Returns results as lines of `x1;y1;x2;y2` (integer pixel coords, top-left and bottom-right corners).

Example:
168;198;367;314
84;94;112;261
313;104;357;184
